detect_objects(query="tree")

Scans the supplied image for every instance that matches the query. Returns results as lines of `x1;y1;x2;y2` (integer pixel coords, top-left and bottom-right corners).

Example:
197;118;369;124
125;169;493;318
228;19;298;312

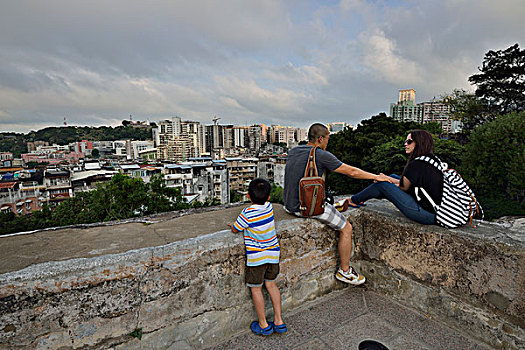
460;111;525;219
444;89;491;137
269;184;283;204
469;43;525;115
91;149;100;158
326;113;421;194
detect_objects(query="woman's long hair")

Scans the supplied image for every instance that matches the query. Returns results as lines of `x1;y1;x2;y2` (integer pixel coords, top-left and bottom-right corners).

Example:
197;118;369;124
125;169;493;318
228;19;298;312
400;129;435;182
407;129;434;161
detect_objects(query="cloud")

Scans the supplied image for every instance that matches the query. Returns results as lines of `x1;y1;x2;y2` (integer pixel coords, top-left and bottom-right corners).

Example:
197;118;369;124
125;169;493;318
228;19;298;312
0;0;524;132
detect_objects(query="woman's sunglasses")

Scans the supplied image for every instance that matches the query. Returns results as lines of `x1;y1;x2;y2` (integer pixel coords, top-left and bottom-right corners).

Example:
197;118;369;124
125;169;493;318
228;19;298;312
404;139;414;145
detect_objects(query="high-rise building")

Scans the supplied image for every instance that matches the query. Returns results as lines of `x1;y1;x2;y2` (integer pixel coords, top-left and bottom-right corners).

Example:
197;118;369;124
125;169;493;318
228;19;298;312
390;89;424;123
269;125;295;146
294;128;307;142
420;98;461;133
389;90;461;133
155;117;202;161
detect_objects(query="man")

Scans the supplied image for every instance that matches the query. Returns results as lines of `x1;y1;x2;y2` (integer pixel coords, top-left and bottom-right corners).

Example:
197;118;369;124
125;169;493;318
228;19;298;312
283;123;392;285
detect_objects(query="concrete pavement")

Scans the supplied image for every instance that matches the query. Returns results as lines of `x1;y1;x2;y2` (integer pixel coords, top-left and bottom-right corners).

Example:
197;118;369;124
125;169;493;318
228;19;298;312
208;287;490;350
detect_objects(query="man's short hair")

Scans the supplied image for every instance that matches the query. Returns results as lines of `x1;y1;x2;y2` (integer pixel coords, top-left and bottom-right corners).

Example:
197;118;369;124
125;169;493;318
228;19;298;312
248;178;271;205
308;123;329;142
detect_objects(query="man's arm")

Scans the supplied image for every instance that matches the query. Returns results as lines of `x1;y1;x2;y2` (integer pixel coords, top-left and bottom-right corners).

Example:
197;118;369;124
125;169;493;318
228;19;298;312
333;164;393;183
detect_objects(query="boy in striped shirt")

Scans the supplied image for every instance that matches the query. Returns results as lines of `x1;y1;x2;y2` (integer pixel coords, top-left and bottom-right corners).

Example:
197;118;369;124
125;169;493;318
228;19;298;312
228;178;287;336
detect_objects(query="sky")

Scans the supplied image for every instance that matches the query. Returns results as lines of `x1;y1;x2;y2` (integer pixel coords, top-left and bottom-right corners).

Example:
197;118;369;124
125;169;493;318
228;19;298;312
1;0;524;133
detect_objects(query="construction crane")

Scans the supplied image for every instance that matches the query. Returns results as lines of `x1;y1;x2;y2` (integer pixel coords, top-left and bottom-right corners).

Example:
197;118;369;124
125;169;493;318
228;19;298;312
212;116;221;125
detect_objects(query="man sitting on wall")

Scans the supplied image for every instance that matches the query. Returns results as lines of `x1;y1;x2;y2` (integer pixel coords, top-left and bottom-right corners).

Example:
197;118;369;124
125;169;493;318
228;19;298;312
283;123;392;284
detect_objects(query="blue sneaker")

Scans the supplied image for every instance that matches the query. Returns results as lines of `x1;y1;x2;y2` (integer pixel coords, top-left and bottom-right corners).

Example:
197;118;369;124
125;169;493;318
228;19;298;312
250;321;273;335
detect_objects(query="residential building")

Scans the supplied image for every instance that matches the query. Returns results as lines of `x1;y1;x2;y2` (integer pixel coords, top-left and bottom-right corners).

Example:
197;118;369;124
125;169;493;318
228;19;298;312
226;157;258;199
163;159;229;204
43;169;73;206
295;128;307;142
70;140;93;156
420;98;462;133
156;117;202;161
130;140;155;160
139;148;158;162
257;155;286;188
27;141;49;153
0;152;13;168
390;89;424;123
71;170;117;194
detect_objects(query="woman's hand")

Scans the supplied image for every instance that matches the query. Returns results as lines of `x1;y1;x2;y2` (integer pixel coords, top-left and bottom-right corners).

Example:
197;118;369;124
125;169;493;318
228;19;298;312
374;173;393;183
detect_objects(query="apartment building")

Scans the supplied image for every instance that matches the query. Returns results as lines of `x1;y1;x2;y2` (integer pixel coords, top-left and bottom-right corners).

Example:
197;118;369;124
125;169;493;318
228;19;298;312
257;155;286;188
390;89;424;123
420;98;462;133
163;159;229;204
226;157;258;196
390;89;460;132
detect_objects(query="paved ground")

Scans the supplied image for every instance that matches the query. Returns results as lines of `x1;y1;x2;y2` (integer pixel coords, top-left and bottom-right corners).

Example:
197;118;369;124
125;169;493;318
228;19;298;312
207;287;490;350
0;204;296;274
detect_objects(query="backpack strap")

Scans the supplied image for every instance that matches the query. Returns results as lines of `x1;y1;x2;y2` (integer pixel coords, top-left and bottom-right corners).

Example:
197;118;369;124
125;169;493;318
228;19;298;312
304;146;319;177
414;187;439;211
415;155;447;172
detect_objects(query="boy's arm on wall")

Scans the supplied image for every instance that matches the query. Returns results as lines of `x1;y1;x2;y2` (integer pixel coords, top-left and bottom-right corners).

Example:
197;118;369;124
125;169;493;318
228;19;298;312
227;223;242;233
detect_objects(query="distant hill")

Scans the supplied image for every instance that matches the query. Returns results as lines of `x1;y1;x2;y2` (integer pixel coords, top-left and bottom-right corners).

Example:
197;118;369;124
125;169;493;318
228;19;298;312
0;125;153;157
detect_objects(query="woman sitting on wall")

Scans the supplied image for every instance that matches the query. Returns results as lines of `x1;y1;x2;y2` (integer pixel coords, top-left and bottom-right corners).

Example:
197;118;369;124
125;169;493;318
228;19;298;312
338;129;443;225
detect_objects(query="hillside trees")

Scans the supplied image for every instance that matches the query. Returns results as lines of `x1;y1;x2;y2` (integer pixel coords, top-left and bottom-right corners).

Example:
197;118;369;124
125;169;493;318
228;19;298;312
0;125;153;155
326;114;445;195
461;111;525;219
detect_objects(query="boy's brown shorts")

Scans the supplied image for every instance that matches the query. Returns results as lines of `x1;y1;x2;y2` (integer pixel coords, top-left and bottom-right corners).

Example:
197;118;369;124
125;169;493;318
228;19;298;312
245;263;279;288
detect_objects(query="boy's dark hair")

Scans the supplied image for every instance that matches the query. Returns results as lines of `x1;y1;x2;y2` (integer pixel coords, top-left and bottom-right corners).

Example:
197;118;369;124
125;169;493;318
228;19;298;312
248;178;271;205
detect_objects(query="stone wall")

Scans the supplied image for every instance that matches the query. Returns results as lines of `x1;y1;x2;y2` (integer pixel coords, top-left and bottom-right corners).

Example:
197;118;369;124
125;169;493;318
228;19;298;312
0;214;344;349
1;200;523;349
350;201;524;350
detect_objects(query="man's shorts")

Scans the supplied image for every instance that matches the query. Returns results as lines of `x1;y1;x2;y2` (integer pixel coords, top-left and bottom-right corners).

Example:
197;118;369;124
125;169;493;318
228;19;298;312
285;202;347;231
245;263;280;288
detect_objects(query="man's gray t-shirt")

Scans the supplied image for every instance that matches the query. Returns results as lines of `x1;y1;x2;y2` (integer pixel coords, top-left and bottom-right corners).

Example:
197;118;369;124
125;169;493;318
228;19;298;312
283;145;343;212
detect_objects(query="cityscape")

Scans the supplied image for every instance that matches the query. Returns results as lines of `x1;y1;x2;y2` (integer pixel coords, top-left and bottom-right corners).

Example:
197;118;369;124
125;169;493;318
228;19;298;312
0;88;459;217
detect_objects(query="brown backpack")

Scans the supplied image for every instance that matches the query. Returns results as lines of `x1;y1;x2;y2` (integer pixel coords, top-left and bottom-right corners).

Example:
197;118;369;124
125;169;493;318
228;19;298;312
299;146;326;217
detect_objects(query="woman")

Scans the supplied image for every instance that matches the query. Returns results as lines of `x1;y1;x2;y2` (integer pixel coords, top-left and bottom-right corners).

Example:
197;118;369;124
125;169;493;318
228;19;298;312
341;129;443;225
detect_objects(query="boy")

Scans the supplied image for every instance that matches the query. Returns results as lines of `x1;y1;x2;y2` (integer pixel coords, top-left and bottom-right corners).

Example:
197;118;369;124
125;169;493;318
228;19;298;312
228;178;287;335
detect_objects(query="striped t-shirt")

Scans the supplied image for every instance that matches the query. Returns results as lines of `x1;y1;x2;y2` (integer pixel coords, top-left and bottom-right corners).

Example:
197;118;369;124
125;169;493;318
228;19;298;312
233;202;280;266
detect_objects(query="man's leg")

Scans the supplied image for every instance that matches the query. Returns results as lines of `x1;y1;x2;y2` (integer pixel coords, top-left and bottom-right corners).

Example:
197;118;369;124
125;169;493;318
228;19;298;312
338;220;352;272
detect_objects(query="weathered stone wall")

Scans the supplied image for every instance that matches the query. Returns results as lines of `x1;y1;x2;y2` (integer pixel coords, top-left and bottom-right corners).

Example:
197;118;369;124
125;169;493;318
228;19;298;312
1;200;523;349
0;216;344;349
350;201;525;350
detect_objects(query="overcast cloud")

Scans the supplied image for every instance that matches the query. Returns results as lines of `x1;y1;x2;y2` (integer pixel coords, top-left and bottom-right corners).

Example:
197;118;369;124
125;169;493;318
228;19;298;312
1;0;523;133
